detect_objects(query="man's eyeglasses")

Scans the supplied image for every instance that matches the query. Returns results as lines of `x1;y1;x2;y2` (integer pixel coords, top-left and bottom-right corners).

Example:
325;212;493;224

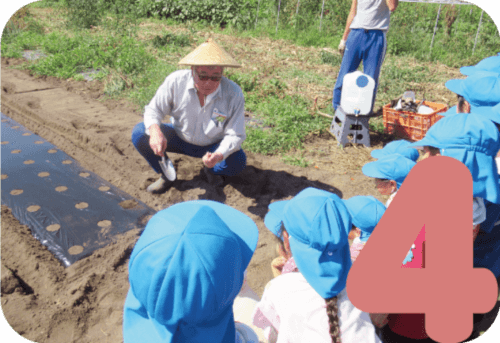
194;69;222;82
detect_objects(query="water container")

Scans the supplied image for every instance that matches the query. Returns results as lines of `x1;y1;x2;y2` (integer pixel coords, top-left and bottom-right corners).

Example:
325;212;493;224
340;71;375;115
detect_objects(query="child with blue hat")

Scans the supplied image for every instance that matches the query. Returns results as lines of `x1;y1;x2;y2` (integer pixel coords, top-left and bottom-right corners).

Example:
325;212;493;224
362;154;416;207
409;112;500;206
362;154;421;266
123;200;261;343
385;112;499;342
370;139;420;162
343;196;386;263
252;187;382;343
442;71;500;118
460;54;500;76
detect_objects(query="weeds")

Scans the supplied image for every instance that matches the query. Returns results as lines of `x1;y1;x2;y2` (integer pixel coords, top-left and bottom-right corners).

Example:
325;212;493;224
281;155;311;167
242;95;329;154
320;51;342;66
65;0;102;29
151;32;192;49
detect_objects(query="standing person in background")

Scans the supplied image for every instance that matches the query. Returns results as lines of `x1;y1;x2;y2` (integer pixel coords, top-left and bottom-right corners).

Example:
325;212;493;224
333;0;398;113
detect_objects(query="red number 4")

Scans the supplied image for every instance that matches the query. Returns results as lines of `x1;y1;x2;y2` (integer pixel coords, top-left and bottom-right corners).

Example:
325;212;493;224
347;156;498;343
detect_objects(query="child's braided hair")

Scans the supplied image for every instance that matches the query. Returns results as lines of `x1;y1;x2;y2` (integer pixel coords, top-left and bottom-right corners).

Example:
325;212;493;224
325;296;341;343
278;223;342;343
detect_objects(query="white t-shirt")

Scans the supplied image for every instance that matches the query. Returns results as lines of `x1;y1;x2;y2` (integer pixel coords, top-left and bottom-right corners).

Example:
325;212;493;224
143;69;246;159
252;272;381;343
350;0;391;31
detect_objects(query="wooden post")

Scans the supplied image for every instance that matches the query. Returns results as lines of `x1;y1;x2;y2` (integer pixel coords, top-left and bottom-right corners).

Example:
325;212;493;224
320;0;326;31
255;0;261;29
430;4;442;52
473;10;484;54
276;0;282;34
295;0;300;30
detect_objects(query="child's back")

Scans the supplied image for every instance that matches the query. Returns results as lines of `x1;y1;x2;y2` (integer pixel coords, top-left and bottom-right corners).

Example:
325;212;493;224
254;272;380;343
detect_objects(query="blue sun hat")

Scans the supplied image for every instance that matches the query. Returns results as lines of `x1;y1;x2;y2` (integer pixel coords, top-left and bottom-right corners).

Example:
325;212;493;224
371;139;420;161
123;200;259;343
409;113;500;204
445;71;500;109
264;200;288;238
343;196;386;243
264;187;352;299
460;55;500;76
439;103;500;127
362;155;416;188
474;102;500;126
440;105;459;117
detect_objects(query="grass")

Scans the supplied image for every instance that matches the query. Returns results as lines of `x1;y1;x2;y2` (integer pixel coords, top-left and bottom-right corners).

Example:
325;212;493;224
3;1;496;166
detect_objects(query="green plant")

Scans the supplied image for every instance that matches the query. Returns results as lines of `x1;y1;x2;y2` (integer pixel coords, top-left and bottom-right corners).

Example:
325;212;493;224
104;74;127;96
65;0;102;29
151;32;192;48
243;94;329;155
225;70;258;92
369;117;385;135
320;50;342;66
281;155;311;167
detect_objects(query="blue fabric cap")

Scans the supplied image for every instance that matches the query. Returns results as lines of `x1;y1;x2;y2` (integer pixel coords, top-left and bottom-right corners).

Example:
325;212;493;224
409;113;500;204
280;187;352;299
371;140;420;161
343;196;386;242
440;105;458;117
362;155;416;188
264;200;288;239
439;104;500;126
123;200;259;343
445;71;500;108
460;55;500;76
474;102;500;125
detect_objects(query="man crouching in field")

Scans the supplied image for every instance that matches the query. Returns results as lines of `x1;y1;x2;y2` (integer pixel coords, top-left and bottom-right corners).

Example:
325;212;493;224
131;38;247;194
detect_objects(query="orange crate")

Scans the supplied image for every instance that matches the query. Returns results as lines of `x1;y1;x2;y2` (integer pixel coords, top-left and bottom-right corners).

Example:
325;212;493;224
383;101;448;141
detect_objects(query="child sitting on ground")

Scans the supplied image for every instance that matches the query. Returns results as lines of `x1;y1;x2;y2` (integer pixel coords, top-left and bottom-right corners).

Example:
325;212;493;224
343;195;386;263
370;139;420;162
362;154;416;207
370;113;493;343
122;200;262;343
253;187;382;343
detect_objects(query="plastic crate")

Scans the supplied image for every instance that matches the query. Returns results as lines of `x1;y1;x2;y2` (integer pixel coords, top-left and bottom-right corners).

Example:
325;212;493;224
383;101;448;141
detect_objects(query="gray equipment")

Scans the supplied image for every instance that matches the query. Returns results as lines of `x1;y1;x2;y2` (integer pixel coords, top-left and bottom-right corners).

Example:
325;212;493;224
330;106;371;147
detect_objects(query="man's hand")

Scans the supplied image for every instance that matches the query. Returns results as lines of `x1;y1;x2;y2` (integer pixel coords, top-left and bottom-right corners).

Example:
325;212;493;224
149;124;167;156
202;152;224;169
338;39;347;56
386;0;398;12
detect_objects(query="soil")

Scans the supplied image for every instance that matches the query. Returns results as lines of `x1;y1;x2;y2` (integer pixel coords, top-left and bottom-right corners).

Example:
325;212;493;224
1;57;388;343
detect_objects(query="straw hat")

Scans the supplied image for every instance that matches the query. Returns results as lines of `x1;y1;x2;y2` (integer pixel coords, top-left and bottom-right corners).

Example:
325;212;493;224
179;37;241;68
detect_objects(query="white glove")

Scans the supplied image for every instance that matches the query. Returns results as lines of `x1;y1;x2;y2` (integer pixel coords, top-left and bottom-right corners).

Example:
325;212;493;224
338;39;347;56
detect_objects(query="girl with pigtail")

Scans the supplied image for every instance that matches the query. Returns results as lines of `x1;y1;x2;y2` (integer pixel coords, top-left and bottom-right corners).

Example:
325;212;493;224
252;187;381;343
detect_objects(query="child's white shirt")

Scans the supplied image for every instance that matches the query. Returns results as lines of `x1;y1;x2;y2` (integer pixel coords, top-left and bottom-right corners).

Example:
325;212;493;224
252;272;381;343
385;191;397;208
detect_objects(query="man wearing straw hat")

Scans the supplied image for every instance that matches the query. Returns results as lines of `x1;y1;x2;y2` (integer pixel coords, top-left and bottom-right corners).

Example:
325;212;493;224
132;38;247;194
